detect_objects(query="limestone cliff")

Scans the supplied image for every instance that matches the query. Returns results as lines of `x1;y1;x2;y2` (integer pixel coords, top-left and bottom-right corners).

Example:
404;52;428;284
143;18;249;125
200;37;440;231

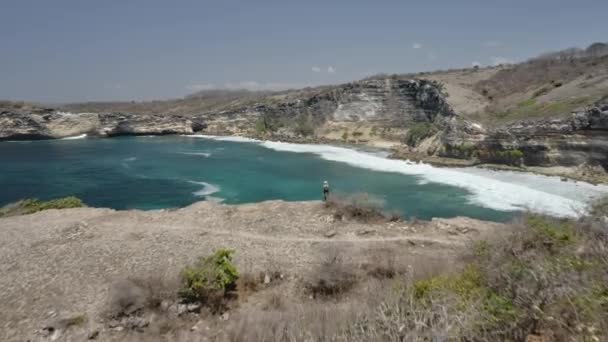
435;100;608;171
0;78;452;140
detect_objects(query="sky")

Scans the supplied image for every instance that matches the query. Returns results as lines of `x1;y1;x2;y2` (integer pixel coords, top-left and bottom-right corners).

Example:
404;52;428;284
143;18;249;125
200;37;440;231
1;0;607;103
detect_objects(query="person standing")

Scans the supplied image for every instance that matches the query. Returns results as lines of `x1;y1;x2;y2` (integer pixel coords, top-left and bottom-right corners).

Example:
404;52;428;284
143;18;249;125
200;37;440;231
323;180;330;201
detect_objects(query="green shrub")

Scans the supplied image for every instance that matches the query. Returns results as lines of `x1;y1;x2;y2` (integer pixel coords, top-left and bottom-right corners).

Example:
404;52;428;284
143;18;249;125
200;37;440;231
370;126;378;136
294;113;315;136
254;118;267;134
496;149;524;165
341;131;349;141
0;196;85;217
526;214;577;248
412;265;519;330
179;249;239;306
404;122;436;147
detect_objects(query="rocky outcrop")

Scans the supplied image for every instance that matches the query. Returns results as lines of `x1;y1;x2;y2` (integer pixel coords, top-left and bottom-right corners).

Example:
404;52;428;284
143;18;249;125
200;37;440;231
0;110;207;140
438;101;608;170
253;78;454;126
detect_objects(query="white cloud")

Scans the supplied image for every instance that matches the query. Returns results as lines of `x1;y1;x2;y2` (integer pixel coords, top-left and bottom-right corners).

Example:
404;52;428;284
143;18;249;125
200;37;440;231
186;81;308;93
483;41;502;47
327;66;336;73
311;66;321;72
185;83;216;92
427;53;437;61
472;61;482;67
223;81;307;91
490;56;513;66
412;43;422;49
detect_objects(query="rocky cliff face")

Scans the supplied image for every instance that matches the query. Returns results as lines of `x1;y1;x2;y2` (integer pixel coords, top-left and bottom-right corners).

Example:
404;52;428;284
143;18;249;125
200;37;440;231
0;78;452;140
0;109;207;140
438;101;608;170
199;77;455;136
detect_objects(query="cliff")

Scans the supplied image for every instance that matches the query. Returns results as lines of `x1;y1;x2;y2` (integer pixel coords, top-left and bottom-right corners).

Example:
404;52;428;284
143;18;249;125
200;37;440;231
0;78;452;140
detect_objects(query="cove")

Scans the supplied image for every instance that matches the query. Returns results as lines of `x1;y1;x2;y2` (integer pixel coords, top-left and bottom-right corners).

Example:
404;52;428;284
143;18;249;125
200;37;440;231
1;135;606;222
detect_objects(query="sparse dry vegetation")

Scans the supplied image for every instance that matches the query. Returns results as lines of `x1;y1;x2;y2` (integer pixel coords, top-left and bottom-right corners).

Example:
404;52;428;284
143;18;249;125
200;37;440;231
325;193;400;222
305;251;358;298
221;201;608;341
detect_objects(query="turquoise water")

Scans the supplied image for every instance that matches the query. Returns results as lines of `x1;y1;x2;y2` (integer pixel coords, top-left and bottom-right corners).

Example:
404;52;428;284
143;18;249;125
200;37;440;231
2;135;599;222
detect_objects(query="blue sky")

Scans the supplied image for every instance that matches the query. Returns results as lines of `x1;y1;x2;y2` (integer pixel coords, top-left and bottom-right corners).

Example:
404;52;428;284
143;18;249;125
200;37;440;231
1;0;606;103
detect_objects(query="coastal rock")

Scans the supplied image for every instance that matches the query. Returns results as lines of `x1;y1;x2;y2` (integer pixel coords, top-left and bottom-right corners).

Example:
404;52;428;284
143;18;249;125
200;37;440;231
438;101;608;171
0;109;198;140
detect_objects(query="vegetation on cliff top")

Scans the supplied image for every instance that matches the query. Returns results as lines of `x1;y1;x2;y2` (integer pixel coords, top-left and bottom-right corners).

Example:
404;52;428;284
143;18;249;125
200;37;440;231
0;196;85;217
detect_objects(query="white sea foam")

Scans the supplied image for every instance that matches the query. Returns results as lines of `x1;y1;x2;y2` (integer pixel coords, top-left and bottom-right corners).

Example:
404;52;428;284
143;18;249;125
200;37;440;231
189;181;221;197
121;156;137;169
197;135;608;217
60;134;87;140
185;134;259;143
177;151;212;157
55;111;78;116
206;196;225;203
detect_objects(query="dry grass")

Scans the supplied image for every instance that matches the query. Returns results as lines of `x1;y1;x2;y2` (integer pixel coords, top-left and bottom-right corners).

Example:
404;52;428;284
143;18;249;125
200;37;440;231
221;202;608;341
305;250;358;299
325;193;400;223
107;276;178;318
98;200;608;341
476;55;608;103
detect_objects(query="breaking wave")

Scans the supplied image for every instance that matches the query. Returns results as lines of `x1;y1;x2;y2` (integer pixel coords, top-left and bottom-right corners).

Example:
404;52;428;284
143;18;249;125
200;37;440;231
184;134;259;143
189;181;221;197
177;151;212;157
60;134;87;140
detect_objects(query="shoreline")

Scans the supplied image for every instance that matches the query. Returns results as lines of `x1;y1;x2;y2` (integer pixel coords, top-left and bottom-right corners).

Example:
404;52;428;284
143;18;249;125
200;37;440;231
5;130;606;184
189;131;608;185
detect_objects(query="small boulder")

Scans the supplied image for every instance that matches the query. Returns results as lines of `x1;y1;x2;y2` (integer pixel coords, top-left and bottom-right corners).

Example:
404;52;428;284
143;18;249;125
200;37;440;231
324;230;337;238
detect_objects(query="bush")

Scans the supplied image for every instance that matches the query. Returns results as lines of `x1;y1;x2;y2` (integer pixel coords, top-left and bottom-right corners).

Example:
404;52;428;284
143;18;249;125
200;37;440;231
107;276;178;319
325;193;399;223
469;213;608;340
220;201;608;341
294;113;315;137
179;249;239;310
496;149;524;166
404;122;436;147
0;196;85;217
305;251;357;298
